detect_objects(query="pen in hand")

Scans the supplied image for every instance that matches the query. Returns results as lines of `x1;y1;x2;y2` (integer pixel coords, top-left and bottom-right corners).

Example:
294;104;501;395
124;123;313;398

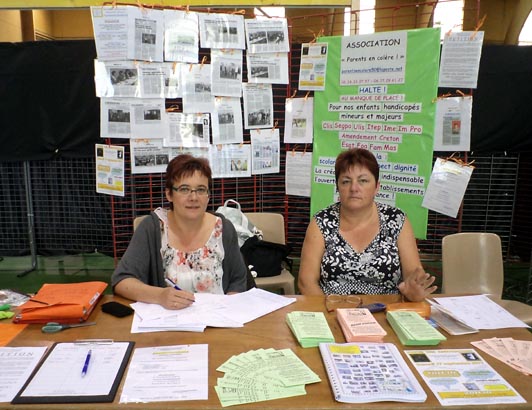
164;278;195;303
81;349;92;377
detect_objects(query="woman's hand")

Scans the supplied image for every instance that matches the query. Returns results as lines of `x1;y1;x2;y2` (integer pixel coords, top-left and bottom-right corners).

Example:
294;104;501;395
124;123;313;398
158;287;195;310
398;267;437;302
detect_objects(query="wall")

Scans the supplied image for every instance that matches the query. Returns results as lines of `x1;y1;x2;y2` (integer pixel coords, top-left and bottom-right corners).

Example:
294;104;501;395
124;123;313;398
0;10;23;41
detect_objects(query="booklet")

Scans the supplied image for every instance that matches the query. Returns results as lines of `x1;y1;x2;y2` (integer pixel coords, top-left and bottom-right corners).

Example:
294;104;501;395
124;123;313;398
336;308;387;342
386;310;446;346
286;311;335;348
319;342;427;403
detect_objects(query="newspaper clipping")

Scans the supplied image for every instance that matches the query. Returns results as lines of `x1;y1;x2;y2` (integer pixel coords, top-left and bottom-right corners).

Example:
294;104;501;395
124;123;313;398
242;83;273;129
246;52;289;84
212;98;243;145
198;13;246;50
127;7;164;62
284;97;314;143
182;64;215;114
209;144;252;178
244;18;290;54
250;129;280;175
211;49;243;97
165;113;210;147
163;10;199;63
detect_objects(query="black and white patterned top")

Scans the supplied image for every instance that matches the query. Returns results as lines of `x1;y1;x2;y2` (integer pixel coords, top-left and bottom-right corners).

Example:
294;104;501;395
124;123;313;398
315;202;405;295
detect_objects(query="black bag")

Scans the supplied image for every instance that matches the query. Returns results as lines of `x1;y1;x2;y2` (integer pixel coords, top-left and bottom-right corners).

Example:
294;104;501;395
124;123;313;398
240;236;292;278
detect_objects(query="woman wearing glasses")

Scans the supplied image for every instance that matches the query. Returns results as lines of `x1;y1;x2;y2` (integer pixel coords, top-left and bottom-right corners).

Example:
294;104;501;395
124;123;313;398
112;154;248;310
298;148;436;303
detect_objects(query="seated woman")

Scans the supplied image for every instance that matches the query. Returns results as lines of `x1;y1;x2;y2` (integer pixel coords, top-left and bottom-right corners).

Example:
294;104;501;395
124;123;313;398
112;154;248;310
298;148;436;302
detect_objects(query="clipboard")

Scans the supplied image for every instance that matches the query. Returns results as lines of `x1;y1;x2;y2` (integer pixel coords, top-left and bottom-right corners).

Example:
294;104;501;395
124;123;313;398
12;340;135;404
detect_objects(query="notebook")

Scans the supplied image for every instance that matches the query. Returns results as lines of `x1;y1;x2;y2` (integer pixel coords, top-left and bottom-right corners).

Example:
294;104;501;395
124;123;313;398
319;342;427;403
336;308;387;342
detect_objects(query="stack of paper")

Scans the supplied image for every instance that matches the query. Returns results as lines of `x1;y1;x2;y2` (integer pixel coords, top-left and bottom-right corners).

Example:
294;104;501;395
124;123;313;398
471;337;532;376
286;311;335;348
426;300;478;335
386;310;446;346
336;308;387;342
215;348;321;407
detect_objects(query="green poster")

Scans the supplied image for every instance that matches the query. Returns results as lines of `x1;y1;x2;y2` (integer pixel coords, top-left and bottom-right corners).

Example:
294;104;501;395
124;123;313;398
312;28;440;239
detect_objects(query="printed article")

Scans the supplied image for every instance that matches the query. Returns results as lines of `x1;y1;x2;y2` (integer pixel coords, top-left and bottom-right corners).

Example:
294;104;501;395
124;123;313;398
250;129;280;175
163;10;199;63
198;13;246;50
101;98;133;138
94;60;139;98
127;7;164;62
209;144;251;178
182;64;215;114
244;18;290;54
246;52;289;84
165;113;210;147
299;42;328;91
211;49;243;97
285;151;312;197
242;83;273;129
284;97;314;143
433;96;472;151
212;98;243;145
91;5;129;61
130;99;167;139
95;144;125;197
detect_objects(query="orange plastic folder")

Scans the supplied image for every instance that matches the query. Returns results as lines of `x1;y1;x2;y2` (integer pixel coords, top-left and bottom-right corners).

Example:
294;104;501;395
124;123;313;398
13;281;107;324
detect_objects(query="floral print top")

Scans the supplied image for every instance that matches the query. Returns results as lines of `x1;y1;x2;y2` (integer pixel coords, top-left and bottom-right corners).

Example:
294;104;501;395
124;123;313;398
155;207;224;294
315;202;405;295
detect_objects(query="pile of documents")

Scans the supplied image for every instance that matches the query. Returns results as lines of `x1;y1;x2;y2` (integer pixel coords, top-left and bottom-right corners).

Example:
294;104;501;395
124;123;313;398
471;337;532;376
386;310;446;346
336;308;387;342
285;311;335;348
130;288;296;332
426;299;478;335
215;348;321;407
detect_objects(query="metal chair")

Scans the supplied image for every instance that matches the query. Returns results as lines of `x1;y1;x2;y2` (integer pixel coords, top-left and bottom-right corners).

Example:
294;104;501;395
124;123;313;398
442;232;532;325
244;212;296;295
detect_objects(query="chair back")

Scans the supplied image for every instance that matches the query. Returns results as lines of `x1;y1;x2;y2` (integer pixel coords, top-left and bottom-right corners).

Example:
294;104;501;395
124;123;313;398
244;212;286;245
133;215;149;231
441;232;504;297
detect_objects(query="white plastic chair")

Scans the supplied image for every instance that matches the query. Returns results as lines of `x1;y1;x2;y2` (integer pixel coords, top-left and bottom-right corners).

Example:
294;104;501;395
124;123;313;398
442;232;532;325
244;212;296;295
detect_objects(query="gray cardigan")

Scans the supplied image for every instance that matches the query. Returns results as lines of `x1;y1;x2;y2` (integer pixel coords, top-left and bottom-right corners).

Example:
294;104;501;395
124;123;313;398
111;211;248;293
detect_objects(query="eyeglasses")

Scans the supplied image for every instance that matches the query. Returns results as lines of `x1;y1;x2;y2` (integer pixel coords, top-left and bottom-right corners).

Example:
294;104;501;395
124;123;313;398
325;294;362;312
172;185;209;196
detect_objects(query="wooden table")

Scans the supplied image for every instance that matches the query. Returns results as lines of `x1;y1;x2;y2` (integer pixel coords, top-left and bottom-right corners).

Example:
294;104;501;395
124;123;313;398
6;294;532;409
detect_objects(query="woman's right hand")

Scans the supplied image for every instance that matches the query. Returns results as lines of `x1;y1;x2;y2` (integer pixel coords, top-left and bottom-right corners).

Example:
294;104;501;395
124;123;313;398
158;287;195;310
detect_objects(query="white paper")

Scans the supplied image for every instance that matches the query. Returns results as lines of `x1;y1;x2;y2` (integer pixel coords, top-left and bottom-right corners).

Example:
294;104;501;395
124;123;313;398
91;6;129;61
285;151;312;197
182;64;215;114
244;18;290;54
250;129;280;175
198;13;245;49
130;98;167;139
163;10;199;63
120;345;208;403
164;113;210;148
209;144;252;178
433;96;472;151
284;97;314;143
100;98;132;139
0;347;47;402
246;52;289;84
211;49;243;97
299;42;328;91
127;7;164;62
95;144;125;197
242;83;273;129
212;97;243;145
20;342;131;397
130;139;171;174
433;295;529;329
439;31;484;89
422;158;473;218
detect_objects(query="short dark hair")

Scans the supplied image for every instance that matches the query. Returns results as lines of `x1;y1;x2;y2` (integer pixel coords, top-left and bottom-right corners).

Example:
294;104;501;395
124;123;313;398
335;148;379;185
165;154;212;192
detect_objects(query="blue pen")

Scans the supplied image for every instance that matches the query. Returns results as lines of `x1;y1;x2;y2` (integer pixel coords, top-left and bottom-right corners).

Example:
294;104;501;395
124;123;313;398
81;349;92;377
165;277;182;290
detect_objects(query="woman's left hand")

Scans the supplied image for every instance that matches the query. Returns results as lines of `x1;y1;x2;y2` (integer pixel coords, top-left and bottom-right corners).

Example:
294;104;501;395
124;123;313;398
398;267;437;302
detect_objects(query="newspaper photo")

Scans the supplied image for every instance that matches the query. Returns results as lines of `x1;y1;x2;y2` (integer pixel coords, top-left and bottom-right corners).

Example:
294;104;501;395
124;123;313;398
182;64;215;114
198;13;246;50
209;144;251;178
246;52;288;84
212;97;243;145
100;98;133;139
165;113;210;148
163;10;199;63
94;60;139;98
95;144;125;197
244;18;290;54
242;83;273;129
127;7;164;62
250;128;280;175
211;49;243;97
131;139;170;174
91;5;129;61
